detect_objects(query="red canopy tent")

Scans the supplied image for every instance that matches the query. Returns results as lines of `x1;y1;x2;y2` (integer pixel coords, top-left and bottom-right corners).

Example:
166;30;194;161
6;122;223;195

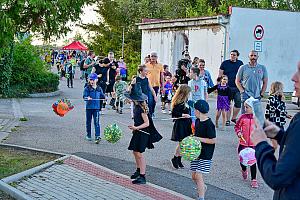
62;41;88;50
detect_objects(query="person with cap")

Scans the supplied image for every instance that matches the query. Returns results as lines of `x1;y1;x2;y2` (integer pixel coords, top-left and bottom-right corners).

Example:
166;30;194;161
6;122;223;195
191;99;216;200
83;73;105;144
125;82;162;184
234;97;258;188
145;51;164;118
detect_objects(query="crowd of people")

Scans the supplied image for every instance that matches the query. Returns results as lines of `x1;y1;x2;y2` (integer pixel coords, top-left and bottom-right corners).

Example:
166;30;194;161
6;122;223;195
79;48;299;200
47;49;128;90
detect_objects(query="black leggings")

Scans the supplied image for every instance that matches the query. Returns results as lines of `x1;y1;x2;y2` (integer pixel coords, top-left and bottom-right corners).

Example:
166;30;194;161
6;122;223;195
240;163;257;180
238;145;257;180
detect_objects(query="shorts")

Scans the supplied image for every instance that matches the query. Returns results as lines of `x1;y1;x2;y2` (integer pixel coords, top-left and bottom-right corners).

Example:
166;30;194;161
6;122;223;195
161;94;171;103
230;87;241;108
190;159;212;174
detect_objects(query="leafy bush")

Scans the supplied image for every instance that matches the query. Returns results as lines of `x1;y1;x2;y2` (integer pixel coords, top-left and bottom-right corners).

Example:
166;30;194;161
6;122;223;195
8;38;59;97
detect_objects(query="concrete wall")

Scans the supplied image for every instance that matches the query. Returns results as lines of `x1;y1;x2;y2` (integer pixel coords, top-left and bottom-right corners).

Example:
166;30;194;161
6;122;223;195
229;7;300;92
187;26;225;83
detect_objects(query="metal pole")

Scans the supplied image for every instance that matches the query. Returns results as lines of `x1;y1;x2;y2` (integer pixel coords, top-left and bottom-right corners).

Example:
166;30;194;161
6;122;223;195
122;27;125;58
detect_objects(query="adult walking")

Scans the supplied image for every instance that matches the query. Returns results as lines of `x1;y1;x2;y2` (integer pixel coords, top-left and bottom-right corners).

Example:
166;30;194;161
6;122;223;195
235;50;268;114
134;65;157;116
145;51;164;117
84;51;96;82
219;50;244;125
251;61;300;200
174;59;190;90
198;59;214;88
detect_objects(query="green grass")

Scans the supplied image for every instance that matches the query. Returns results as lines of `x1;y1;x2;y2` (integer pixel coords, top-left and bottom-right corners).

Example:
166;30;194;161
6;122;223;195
0;147;59;179
19;117;28;122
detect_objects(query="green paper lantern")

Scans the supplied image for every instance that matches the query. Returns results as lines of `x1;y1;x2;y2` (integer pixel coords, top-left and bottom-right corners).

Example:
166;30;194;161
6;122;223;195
180;136;202;161
104;123;122;143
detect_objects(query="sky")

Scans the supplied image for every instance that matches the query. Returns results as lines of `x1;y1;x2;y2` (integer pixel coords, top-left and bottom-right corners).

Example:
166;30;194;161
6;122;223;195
31;5;100;47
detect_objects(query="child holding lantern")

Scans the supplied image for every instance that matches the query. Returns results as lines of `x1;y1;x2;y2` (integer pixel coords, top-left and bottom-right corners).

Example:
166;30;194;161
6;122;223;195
234;97;258;188
171;84;193;169
190;100;216;200
83;73;105;144
126;82;162;184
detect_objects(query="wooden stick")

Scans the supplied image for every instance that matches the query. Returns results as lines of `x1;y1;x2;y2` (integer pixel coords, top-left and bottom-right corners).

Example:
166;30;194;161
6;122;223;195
83;98;107;101
158;116;196;121
115;120;150;135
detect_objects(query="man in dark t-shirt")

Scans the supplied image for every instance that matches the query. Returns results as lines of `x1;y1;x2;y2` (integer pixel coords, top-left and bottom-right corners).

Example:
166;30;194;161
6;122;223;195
218;50;243;125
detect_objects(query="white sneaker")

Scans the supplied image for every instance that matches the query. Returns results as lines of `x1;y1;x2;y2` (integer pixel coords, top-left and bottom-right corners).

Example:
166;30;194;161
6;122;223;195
168;110;172;115
162;110;167;114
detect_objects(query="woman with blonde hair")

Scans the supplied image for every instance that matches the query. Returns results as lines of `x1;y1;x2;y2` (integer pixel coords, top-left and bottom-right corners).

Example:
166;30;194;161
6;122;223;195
265;81;292;149
170;84;193;169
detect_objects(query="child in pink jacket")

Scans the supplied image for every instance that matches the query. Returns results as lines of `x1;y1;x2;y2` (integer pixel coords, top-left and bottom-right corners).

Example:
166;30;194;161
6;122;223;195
234;97;258;188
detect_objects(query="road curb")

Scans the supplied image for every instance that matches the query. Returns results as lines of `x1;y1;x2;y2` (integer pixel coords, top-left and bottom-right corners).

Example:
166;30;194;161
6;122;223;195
0;155;69;200
0;143;68;157
28;90;61;98
0;181;34;200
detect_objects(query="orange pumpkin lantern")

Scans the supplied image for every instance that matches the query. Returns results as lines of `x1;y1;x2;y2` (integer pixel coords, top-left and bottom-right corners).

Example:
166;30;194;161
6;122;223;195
57;102;69;115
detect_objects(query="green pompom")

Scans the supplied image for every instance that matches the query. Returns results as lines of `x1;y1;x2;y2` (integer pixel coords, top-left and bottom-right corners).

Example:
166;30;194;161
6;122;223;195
104;123;122;143
180;136;202;161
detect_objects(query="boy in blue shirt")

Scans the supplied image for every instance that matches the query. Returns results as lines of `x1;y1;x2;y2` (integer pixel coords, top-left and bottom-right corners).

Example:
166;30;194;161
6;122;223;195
83;73;105;144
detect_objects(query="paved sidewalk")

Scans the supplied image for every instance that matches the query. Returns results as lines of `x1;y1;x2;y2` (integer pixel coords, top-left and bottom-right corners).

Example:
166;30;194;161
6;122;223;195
0;99;19;141
7;156;192;200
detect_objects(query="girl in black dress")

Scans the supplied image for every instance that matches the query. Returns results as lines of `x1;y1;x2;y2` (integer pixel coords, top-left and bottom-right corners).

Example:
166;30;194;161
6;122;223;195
125;83;162;184
171;84;193;169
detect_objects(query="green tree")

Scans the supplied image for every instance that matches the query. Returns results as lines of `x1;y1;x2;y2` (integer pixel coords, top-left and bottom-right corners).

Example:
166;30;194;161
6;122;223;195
84;0;189;79
74;32;86;43
0;0;90;96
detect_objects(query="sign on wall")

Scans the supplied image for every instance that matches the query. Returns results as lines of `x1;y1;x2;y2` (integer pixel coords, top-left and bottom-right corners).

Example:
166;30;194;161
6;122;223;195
254;41;262;52
254;25;264;40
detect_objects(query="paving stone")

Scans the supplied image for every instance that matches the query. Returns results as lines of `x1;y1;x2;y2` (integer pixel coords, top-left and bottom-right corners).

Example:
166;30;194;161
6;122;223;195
15;162;155;200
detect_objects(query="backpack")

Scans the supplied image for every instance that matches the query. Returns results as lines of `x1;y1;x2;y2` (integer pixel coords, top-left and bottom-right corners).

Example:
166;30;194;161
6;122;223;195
79;59;86;70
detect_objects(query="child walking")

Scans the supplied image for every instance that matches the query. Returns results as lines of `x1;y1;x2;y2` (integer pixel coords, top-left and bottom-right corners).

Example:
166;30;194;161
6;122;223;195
161;75;173;114
113;75;127;114
191;100;216;200
171;84;193;169
234;97;258;188
83;73;105;144
188;67;208;125
126;83;162;184
265;81;292;149
208;75;232;129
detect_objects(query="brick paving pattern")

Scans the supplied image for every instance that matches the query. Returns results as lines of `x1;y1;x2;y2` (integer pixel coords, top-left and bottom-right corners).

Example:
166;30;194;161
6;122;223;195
13;156;188;200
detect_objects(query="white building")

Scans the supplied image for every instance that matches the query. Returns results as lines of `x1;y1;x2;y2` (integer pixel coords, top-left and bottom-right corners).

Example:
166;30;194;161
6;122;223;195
138;7;300;92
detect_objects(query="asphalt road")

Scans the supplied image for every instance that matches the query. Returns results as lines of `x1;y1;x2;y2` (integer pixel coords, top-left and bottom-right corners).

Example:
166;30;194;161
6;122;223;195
3;70;299;200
